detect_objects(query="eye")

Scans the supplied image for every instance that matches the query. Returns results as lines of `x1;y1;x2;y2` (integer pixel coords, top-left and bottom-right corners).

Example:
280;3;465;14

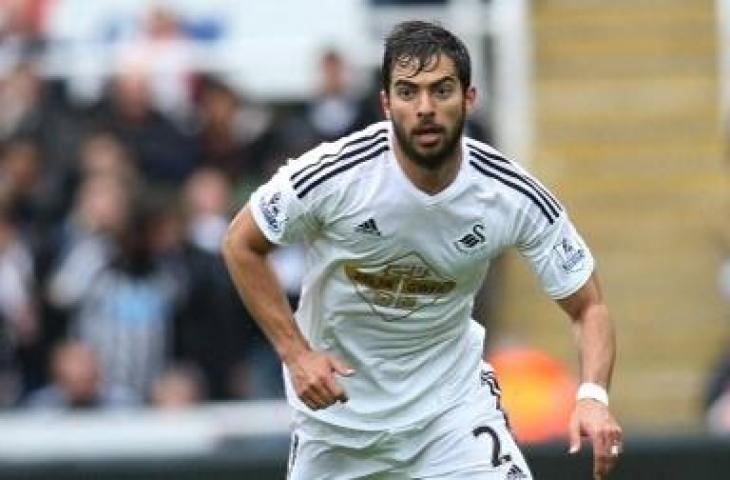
395;84;416;100
434;82;454;99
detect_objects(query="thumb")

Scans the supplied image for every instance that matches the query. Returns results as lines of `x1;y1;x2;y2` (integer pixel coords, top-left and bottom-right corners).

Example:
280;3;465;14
329;356;355;376
568;417;582;454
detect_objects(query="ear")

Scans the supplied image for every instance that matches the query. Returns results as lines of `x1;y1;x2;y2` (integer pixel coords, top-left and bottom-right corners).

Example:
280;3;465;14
380;90;391;120
464;86;477;114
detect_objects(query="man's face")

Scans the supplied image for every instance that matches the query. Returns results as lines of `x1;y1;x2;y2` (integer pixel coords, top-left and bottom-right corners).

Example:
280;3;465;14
381;54;475;170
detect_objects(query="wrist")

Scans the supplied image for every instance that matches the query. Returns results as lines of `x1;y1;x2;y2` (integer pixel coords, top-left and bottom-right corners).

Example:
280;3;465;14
576;382;609;407
278;338;311;365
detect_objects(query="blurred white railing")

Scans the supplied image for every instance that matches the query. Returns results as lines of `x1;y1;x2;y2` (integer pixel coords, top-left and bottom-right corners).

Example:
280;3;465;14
0;401;291;462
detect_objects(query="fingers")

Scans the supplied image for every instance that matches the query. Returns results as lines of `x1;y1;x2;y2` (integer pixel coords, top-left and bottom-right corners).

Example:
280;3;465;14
324;374;348;403
591;429;610;479
331;357;355;377
569;402;623;479
295;355;353;410
299;375;339;410
592;425;623;479
328;357;354;403
568;415;582;454
300;383;331;410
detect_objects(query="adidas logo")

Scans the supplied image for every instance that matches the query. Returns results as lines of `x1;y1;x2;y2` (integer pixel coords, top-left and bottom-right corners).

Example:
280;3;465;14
506;464;528;480
354;218;381;236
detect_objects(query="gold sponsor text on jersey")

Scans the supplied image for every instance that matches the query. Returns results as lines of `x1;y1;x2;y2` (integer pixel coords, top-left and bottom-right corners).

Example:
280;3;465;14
344;253;456;315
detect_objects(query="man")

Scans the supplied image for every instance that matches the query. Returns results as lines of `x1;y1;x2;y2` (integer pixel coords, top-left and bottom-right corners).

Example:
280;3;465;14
223;21;622;479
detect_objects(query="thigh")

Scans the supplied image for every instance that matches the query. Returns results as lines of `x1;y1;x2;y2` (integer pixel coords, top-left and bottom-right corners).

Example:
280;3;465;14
287;417;402;480
411;418;532;480
409;365;533;479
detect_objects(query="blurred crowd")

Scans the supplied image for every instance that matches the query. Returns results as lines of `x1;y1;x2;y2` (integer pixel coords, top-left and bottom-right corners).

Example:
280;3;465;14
0;2;386;411
0;0;503;418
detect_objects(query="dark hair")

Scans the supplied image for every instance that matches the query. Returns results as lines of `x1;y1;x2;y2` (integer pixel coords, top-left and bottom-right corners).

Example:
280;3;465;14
382;21;471;93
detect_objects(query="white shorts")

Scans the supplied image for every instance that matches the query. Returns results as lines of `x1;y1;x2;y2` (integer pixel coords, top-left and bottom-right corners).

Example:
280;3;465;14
287;363;533;479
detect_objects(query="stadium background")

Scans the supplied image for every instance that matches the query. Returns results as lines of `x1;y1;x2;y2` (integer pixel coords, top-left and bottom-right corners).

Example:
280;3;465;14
0;0;728;478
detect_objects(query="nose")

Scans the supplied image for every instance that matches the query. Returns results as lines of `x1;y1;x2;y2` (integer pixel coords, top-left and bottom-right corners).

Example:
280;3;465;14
416;91;435;118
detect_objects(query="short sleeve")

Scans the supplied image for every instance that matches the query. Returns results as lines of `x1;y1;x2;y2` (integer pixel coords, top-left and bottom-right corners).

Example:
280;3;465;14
517;215;595;299
249;164;318;245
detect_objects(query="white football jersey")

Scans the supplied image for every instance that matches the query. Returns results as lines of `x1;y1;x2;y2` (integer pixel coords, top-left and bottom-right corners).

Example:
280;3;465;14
249;121;594;430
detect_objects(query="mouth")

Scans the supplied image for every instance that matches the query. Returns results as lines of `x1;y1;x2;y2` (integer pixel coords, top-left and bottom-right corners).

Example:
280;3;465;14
413;126;444;147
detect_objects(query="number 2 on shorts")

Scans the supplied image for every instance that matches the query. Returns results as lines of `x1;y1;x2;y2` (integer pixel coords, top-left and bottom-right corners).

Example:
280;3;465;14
473;425;512;468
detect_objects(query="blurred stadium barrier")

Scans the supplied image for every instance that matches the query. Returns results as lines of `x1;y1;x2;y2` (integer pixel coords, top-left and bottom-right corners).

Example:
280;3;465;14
1;402;729;479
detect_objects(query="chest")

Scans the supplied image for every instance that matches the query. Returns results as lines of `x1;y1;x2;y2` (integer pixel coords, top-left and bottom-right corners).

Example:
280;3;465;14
320;186;509;279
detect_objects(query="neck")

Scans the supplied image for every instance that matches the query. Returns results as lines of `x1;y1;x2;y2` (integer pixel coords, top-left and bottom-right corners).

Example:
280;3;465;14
392;139;462;195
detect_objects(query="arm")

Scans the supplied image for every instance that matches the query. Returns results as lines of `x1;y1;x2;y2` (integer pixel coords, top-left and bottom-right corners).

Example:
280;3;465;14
222;204;353;410
557;273;622;480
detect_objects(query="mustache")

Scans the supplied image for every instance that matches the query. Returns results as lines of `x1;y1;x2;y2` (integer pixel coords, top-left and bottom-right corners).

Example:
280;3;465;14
412;121;445;135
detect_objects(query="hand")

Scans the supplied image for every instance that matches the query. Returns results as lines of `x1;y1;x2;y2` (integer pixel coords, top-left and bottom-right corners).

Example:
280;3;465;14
569;399;623;480
285;349;355;411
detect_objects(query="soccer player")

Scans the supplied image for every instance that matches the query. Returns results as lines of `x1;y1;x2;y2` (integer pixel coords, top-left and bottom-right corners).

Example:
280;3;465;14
223;20;622;480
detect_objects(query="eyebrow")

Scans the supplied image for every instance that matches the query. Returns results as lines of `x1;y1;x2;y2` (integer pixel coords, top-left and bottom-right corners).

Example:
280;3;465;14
393;75;457;88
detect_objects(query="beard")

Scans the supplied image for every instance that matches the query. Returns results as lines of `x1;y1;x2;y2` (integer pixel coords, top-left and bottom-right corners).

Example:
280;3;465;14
392;110;466;171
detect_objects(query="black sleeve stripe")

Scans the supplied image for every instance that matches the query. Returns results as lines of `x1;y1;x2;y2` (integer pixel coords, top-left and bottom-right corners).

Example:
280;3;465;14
292;135;387;191
469;159;556;224
468;145;562;215
485;151;562;214
468;148;561;219
290;127;388;182
467;143;563;213
296;144;389;198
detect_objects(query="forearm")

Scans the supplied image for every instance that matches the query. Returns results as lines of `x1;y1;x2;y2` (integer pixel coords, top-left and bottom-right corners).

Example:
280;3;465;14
559;274;616;390
222;207;310;362
562;276;622;477
572;302;615;389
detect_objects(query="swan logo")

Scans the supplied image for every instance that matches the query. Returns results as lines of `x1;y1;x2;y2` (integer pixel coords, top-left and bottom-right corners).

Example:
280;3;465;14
455;223;487;254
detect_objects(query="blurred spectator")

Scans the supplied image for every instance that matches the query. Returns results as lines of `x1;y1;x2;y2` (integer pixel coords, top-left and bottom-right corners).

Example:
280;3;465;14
183;167;230;255
47;175;130;308
76;131;138;184
0;136;67;257
0;60;79;169
705;352;730;434
0;61;43;141
0;61;91;216
114;6;195;122
174;168;255;400
0;0;46;76
24;340;138;409
49;192;185;399
193;75;276;188
305;49;378;143
94;69;198;185
0;189;37;407
0;139;42;226
151;363;206;410
704;259;730;434
35;173;131;394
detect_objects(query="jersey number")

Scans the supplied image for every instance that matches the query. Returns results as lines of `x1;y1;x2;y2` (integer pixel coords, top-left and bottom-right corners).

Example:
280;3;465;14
473;425;512;468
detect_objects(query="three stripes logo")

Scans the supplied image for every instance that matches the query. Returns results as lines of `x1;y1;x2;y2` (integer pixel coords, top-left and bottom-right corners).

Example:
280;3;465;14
506;465;528;479
354;218;381;236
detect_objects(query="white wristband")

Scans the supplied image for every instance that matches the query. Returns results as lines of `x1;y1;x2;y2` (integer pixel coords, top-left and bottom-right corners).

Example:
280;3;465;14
576;382;609;406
